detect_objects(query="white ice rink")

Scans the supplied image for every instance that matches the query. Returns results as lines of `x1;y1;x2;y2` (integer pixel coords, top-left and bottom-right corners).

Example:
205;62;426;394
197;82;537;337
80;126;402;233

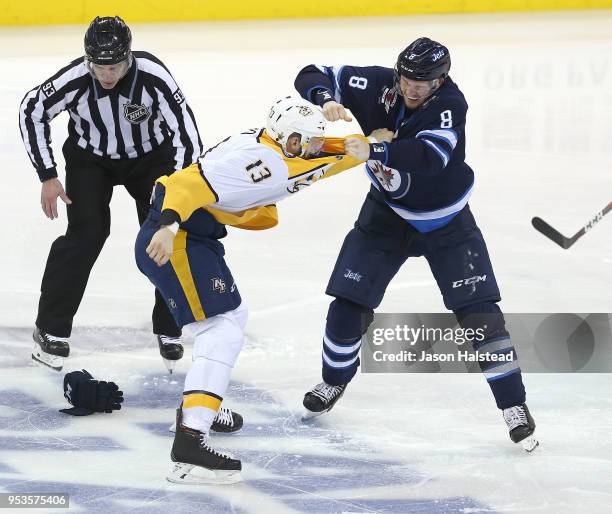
1;10;611;513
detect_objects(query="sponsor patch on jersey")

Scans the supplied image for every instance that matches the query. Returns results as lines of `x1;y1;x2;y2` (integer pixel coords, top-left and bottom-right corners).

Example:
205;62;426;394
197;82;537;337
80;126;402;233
370;161;402;192
123;102;151;124
379;86;398;113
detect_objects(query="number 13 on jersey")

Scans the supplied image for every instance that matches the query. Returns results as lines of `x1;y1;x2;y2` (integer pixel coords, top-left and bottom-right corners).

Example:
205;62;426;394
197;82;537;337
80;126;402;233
246;159;272;183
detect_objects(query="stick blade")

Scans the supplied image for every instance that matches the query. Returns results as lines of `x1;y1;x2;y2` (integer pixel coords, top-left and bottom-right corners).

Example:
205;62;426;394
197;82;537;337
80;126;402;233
531;217;572;249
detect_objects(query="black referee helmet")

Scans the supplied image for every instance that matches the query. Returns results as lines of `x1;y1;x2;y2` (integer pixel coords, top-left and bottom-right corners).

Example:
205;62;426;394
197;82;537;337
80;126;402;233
84;16;132;65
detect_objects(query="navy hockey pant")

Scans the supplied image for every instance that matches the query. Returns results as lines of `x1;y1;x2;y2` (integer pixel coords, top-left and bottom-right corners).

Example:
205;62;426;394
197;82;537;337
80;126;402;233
135;185;242;328
36;140;180;338
321;191;526;410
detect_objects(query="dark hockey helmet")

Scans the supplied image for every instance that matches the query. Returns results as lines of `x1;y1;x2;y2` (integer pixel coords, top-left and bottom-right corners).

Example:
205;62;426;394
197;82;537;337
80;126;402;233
394;37;451;83
84;16;132;65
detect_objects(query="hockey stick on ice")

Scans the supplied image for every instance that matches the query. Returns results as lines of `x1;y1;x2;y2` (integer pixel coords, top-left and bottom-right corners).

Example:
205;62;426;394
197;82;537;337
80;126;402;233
531;202;611;249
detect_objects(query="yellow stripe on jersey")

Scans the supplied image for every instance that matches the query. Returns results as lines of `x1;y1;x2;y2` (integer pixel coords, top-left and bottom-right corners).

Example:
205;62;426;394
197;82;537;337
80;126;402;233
259;131;366;180
183;392;222;412
258;131;357;179
206;204;279;231
169;229;206;321
157;163;218;222
319;134;368;180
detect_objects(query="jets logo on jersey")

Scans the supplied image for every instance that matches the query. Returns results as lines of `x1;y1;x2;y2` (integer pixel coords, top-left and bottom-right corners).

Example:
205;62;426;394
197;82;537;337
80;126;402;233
123;103;151;124
379;86;398;113
370;162;402;192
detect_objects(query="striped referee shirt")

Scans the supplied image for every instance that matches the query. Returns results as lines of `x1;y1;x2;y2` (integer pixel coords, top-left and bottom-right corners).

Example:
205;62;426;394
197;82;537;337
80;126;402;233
19;51;203;182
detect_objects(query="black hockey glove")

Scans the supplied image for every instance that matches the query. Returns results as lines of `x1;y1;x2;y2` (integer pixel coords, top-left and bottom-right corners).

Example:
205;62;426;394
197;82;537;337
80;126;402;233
60;369;124;416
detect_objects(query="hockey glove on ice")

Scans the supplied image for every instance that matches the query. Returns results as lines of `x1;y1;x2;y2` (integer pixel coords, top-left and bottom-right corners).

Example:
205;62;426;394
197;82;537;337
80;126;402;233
60;369;124;416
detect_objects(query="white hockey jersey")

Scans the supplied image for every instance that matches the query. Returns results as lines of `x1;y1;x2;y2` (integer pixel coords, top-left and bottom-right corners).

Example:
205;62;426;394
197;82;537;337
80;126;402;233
157;128;366;230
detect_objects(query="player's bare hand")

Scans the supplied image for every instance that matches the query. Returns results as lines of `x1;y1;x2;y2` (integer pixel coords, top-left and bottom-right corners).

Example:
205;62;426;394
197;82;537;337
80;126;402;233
322;101;353;122
146;227;175;267
369;128;394;143
41;178;72;220
344;137;370;161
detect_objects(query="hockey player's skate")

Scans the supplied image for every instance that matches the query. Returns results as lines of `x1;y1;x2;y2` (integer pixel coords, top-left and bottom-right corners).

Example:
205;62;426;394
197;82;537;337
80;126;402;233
503;403;538;452
157;335;184;374
169;406;243;434
302;382;347;420
32;328;70;371
210;407;244;433
167;408;242;485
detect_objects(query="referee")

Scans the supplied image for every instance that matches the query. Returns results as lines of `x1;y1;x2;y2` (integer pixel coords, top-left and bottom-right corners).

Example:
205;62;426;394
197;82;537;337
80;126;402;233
19;16;202;372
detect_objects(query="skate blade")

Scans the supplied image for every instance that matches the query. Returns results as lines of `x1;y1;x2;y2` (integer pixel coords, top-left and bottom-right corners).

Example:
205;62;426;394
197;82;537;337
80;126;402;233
31;345;64;372
521;435;539;453
162;358;177;374
166;462;242;485
301;408;327;421
168;420;241;435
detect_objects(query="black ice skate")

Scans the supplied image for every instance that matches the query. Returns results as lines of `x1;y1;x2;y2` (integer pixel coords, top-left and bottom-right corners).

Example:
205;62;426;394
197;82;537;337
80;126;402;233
210;407;244;433
157;335;184;374
168;407;244;434
32;328;70;371
503;403;538;452
167;408;242;485
302;382;347;420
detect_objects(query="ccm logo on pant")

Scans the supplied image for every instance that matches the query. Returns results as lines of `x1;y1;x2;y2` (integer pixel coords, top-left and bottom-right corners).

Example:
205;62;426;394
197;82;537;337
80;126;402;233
452;275;487;288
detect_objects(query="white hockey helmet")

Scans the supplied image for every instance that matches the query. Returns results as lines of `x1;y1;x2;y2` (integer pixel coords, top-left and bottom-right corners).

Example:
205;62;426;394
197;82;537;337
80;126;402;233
266;96;326;155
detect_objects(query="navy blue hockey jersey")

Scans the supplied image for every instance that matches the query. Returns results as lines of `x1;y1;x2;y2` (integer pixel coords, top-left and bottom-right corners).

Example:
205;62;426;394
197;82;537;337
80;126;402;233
295;64;475;232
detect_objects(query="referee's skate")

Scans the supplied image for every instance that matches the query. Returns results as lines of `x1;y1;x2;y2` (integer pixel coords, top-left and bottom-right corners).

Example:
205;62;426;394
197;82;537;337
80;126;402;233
32;327;69;371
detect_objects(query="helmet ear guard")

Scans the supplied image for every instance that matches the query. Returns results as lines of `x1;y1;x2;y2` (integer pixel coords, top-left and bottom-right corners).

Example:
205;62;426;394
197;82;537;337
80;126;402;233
266;96;326;155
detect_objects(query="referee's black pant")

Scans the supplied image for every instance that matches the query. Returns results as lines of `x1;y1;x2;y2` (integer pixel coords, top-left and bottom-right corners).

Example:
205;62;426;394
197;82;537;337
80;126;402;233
36;139;181;338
